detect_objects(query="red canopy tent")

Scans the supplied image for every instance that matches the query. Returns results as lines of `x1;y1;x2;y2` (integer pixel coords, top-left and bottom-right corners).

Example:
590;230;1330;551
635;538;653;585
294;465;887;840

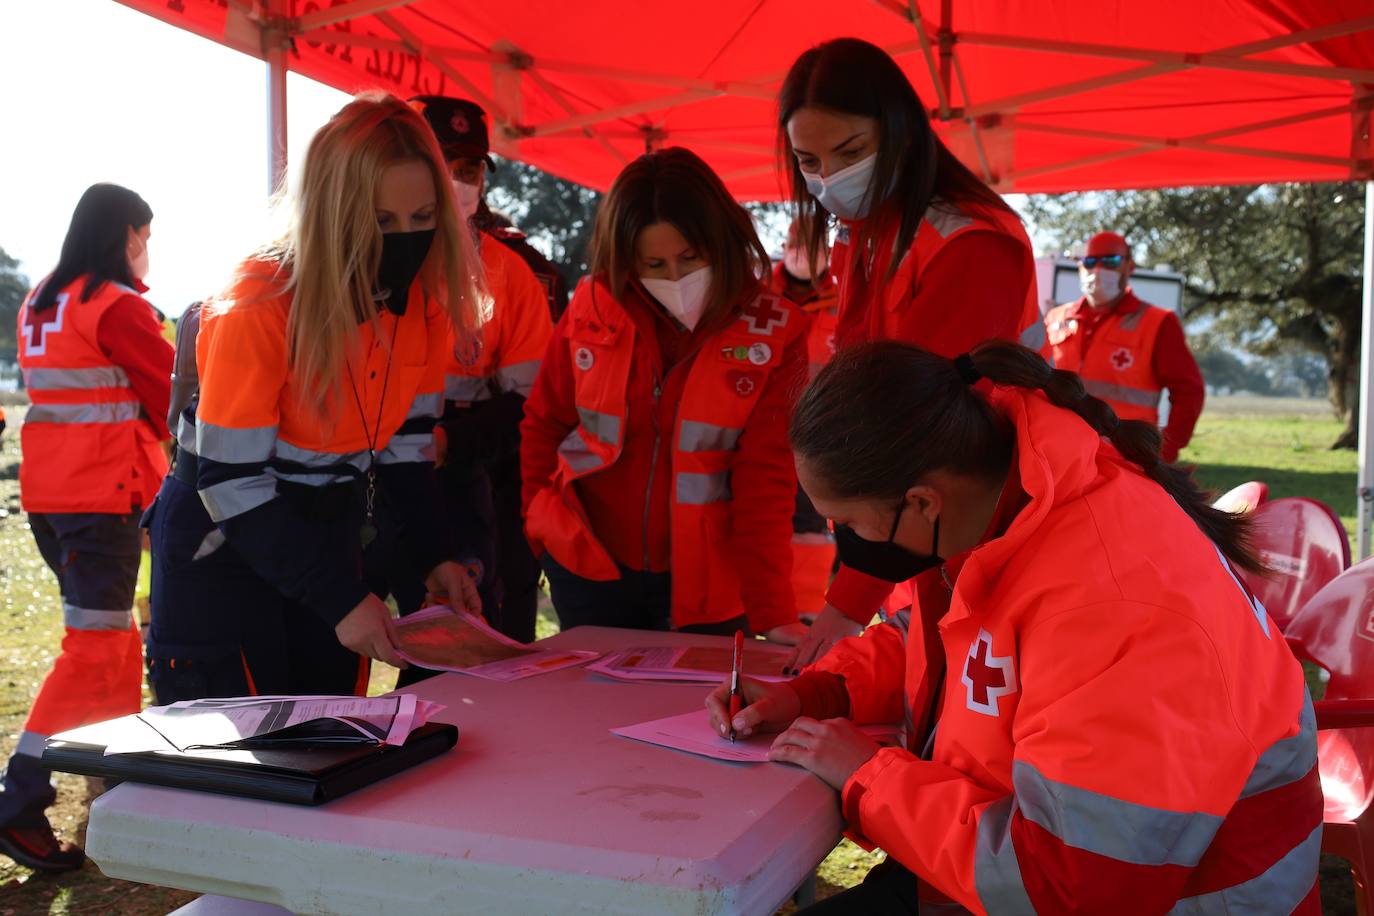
113;0;1374;551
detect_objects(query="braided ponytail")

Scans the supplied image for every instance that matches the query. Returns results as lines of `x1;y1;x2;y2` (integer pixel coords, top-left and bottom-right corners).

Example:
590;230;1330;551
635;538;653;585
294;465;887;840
965;340;1262;574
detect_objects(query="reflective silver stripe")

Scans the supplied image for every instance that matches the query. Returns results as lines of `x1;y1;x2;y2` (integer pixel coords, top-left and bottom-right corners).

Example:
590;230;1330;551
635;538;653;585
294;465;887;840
445;374;491;402
192;529;226;561
974;795;1037;915
23;366;130;390
676;471;731;505
406;391;442;420
1082;379;1161;409
678;419;742;452
1167;824;1321;915
26;401;142;424
1019;321;1046;352
378;432;435;465
1119;305;1148;332
1241;690;1316;798
63;603;133;632
578;407;622;446
925;203;974;239
176;414;199;456
274;440;371;473
495;359;541;397
16;730;47;759
558;427;605;474
1014;759;1222;867
270;468;360;486
197;420;277;464
199;474;278;522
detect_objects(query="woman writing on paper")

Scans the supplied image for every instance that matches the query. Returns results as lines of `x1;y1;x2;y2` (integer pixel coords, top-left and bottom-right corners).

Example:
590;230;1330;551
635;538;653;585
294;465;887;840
708;340;1320;913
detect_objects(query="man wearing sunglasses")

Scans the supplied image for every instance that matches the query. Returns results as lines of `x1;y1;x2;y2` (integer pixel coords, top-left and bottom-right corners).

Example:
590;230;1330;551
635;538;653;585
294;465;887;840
1042;231;1204;462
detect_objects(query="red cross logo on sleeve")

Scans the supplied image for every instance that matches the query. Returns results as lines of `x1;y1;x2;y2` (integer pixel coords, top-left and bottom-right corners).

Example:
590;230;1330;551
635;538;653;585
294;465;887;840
962;628;1017;717
740;294;789;336
1110;347;1134;371
22;294;68;357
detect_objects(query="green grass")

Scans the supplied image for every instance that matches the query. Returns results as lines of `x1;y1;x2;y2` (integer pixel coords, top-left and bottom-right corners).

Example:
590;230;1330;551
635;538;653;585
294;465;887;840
0;397;1363;913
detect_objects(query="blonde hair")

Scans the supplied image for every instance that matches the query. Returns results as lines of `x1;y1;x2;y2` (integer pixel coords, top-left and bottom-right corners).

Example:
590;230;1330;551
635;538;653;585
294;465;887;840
256;91;483;411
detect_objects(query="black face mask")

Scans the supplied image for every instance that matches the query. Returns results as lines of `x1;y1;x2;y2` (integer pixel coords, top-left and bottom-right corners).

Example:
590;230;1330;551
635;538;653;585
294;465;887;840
834;501;942;584
374;229;435;315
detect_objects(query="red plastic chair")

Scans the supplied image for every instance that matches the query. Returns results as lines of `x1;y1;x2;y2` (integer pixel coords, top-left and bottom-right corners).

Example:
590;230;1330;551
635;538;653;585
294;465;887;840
1286;557;1374;914
1212;480;1269;514
1240;496;1351;632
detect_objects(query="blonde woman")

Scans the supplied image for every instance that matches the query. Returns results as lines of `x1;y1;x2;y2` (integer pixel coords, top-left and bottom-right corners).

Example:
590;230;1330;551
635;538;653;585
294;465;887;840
146;92;483;703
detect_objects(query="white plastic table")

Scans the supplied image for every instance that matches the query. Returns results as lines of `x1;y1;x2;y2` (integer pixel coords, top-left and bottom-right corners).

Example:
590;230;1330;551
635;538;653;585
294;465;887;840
85;627;842;915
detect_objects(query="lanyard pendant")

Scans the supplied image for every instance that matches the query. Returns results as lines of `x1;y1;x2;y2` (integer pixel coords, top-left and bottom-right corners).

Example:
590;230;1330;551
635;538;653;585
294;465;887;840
360;464;378;548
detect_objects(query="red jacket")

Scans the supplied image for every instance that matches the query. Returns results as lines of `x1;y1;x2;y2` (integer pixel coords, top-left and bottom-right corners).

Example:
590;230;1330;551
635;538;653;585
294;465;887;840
806;387;1321;914
18;275;172;513
826;202;1040;626
521;278;808;632
1044;290;1205;462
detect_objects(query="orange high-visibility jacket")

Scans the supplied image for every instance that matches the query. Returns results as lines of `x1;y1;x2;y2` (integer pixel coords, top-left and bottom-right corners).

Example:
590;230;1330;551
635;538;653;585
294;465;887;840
1043;289;1171;425
445;232;553;404
813;387;1321;914
18;276;169;513
522;279;807;631
184;260;452;623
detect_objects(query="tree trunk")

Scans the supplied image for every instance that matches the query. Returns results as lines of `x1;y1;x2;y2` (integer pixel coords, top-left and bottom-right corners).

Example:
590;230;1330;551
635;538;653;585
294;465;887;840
1329;308;1362;450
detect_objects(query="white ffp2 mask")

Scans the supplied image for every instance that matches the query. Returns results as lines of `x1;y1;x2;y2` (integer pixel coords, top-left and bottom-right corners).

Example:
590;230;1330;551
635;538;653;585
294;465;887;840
802;153;879;221
640;266;713;330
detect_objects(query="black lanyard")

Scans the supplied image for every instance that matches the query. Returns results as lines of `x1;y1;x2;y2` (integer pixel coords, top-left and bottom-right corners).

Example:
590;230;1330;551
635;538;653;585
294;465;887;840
346;311;401;547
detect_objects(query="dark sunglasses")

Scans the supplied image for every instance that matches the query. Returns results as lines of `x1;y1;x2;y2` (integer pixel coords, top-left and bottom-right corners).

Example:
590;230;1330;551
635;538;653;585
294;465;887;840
1080;255;1124;269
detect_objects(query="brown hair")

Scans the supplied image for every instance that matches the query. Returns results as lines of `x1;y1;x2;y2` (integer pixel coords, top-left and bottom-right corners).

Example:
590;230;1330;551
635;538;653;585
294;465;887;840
589;147;769;322
791;340;1261;573
778;38;1016;283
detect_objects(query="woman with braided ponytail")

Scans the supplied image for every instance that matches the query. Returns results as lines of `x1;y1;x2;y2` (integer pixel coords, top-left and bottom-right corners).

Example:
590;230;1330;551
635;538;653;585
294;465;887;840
707;340;1320;914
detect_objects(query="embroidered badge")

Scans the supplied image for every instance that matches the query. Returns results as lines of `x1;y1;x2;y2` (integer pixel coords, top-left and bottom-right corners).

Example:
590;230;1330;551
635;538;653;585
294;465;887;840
450;112;471;135
962;628;1017;717
740;295;789;336
574;347;595;371
728;370;758;397
1110;347;1134;371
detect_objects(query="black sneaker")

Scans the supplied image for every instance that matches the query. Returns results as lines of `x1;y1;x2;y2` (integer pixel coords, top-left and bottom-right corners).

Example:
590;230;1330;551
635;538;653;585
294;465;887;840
0;820;85;872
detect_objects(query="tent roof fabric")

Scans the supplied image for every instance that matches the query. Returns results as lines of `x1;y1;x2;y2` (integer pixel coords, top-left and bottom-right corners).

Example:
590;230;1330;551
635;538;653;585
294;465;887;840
117;0;1374;199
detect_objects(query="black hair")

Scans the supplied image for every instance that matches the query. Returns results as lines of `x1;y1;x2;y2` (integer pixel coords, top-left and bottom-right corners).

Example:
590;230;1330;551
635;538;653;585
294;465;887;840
791;339;1261;573
34;183;152;311
778;38;1015;283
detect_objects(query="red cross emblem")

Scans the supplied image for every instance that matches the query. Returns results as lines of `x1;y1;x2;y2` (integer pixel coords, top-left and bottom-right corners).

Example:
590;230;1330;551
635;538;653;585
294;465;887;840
1110;347;1134;371
740;294;788;336
727;370;758;397
962;628;1017;716
22;294;68;356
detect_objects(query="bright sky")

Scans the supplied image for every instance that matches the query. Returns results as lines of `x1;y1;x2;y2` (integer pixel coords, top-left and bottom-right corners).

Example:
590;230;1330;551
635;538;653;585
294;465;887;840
0;1;1047;320
1;0;350;318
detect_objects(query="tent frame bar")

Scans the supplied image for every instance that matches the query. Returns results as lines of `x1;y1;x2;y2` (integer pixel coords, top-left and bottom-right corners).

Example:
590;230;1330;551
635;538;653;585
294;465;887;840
1360;183;1374;559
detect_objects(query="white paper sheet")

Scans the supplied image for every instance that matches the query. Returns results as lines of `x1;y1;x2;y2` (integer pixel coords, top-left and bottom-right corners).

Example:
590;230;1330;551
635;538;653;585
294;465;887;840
612;710;902;764
392;606;598;680
117;694;431;754
587;644;791;685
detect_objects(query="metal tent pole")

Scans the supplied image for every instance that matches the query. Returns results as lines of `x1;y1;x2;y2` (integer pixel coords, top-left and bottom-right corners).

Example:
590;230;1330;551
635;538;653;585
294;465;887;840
1358;180;1373;559
263;5;289;197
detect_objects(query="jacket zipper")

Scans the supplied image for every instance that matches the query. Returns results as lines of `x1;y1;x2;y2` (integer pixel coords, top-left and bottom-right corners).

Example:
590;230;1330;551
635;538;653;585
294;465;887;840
642;371;662;571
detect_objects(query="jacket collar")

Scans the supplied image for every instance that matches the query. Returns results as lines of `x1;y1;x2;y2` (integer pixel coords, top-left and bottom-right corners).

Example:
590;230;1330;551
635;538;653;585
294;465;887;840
943;386;1112;621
